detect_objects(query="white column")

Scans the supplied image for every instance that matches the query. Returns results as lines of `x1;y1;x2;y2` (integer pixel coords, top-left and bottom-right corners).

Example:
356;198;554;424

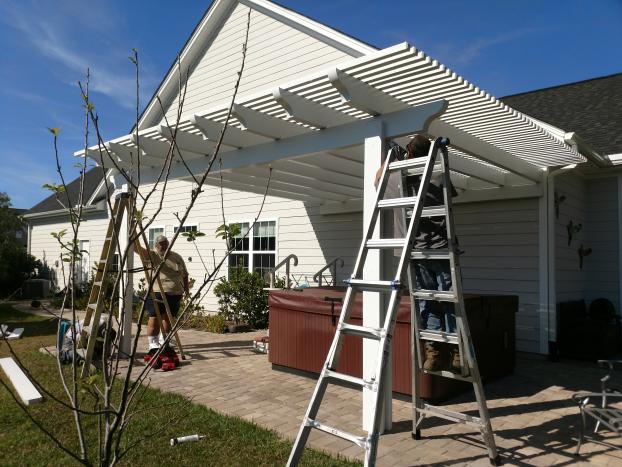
118;187;134;357
362;129;392;432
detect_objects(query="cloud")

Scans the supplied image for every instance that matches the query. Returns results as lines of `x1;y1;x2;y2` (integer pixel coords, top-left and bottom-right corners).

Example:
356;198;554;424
0;1;154;109
383;27;546;68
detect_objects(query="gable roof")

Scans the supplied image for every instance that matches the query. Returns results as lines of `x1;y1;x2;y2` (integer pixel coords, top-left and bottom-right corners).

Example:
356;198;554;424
24;168;107;217
135;0;376;131
501;73;622;156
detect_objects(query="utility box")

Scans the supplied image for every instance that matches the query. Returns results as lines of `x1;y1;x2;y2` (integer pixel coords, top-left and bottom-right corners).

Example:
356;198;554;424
22;279;51;299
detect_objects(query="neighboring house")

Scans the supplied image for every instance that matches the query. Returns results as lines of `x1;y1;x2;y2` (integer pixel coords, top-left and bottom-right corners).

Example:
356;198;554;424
25;0;621;357
23;168;109;289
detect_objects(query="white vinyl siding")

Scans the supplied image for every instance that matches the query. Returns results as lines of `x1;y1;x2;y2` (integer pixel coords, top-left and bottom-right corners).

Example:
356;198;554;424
585;177;619;309
454;198;541;353
28;210;110;291
162;3;353;123
555;173;588;302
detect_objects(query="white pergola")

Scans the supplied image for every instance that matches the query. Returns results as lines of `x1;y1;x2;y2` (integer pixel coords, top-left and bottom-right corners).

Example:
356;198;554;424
80;42;586;431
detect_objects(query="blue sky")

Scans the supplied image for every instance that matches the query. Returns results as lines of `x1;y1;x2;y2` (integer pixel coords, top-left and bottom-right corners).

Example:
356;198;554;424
1;0;620;209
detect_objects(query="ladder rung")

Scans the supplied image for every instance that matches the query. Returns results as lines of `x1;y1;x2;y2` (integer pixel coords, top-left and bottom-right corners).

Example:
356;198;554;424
324;369;377;391
419;330;460;345
411;249;451;261
93;281;103;287
378;197;417;209
412;290;457;302
87;303;98;310
366;238;406;249
304;418;367;449
340;323;385;340
387;157;429;171
344;278;401;291
421;368;473;382
417;403;483;428
421;206;446;217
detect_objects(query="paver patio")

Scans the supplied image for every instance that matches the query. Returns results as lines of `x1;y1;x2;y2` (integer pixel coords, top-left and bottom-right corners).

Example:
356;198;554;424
16;303;622;466
130;327;622;466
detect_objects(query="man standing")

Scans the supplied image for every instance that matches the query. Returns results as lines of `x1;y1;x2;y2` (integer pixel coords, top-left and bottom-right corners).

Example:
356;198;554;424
136;234;189;356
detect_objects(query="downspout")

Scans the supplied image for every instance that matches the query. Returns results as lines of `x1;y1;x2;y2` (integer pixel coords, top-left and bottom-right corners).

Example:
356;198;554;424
543;162;577;358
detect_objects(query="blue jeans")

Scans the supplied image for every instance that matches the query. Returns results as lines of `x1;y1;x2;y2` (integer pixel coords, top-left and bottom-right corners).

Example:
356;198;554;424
413;259;455;332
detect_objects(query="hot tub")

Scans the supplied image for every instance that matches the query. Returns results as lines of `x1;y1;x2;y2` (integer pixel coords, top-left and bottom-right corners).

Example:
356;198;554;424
268;287;517;401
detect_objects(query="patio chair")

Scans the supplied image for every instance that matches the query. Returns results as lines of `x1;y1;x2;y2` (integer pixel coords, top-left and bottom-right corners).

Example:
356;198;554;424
573;359;622;455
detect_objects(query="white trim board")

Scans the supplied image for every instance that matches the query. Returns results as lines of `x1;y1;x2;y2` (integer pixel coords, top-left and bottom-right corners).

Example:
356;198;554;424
0;357;43;405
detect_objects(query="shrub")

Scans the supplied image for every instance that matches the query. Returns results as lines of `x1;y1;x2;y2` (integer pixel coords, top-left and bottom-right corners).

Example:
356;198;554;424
214;269;268;329
183;313;227;334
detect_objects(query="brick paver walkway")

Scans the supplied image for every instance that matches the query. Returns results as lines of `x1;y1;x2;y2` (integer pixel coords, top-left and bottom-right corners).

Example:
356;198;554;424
130;327;622;466
16;303;622;466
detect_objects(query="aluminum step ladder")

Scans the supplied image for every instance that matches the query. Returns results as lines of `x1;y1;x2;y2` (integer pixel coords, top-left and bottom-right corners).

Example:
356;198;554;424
406;144;500;466
288;137;498;466
80;192;184;377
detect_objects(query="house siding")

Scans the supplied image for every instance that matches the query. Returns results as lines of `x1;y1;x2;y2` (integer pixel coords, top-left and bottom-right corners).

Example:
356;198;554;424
585;176;619;309
454;198;541;353
28;210;110;290
554;173;588;303
163;3;353;123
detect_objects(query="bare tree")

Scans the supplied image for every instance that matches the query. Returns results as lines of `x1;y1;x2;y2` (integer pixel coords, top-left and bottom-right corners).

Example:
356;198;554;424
1;8;275;466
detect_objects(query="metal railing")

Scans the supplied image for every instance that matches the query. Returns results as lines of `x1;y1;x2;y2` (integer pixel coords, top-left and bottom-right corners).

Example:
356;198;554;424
313;257;344;287
268;254;298;288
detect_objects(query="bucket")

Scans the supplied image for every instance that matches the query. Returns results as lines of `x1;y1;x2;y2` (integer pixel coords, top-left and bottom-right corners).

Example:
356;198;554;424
57;320;71;350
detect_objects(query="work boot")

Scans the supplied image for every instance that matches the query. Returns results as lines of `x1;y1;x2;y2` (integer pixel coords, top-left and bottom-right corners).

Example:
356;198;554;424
423;342;442;371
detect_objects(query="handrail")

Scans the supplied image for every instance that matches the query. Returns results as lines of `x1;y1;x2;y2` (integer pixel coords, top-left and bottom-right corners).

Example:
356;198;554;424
269;254;298;288
313;257;344;287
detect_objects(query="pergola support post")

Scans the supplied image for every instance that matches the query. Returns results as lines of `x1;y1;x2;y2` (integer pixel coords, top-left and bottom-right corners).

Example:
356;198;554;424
362;127;392;432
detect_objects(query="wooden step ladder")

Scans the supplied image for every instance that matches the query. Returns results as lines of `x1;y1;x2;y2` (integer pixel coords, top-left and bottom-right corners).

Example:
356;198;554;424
287;137;499;466
80;193;185;377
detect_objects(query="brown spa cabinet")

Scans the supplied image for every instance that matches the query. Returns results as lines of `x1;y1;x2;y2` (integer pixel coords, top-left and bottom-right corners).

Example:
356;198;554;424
268;287;517;402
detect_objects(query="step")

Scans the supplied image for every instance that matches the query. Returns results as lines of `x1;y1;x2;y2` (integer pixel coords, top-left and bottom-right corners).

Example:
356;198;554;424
416;403;484;428
339;323;385;340
304;418;367;449
418;330;460;345
87;303;98;310
366;238;406;249
324;369;377;391
411;249;451;261
378;196;418;209
412;290;457;302
388;157;430;172
93;281;103;287
421;368;473;383
421;206;446;217
344;278;401;291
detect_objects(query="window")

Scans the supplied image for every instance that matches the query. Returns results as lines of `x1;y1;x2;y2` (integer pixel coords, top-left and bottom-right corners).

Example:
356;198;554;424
228;220;276;280
148;227;165;249
174;224;198;234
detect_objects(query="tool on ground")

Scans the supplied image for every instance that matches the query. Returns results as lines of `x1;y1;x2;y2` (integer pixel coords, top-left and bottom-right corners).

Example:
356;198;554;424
287;137;499;466
170;434;205;446
80;193;184;377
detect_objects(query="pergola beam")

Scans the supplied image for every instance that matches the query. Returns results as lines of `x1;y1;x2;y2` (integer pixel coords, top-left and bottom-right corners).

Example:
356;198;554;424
272;87;356;128
190;114;272;148
232;103;310;138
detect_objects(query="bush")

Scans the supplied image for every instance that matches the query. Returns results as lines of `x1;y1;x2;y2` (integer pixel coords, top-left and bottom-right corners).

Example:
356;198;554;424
214;269;269;329
0;242;38;297
183;313;227;334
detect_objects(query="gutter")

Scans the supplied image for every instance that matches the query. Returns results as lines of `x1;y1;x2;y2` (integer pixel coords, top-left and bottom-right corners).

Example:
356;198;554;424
563;132;611;168
22;200;106;221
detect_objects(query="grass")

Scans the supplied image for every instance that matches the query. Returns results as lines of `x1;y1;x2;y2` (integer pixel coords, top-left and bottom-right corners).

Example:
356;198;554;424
0;304;360;466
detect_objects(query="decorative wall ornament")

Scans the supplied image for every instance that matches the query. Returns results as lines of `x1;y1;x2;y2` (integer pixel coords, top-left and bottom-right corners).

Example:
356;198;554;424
578;244;592;269
566;220;582;246
554;192;566;219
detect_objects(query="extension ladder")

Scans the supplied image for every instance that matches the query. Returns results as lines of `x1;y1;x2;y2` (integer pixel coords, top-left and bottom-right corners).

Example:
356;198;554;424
80;192;184;377
287;137;498;466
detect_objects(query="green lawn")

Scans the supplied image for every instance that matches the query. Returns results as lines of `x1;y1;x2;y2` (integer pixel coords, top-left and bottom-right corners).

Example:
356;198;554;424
0;304;360;466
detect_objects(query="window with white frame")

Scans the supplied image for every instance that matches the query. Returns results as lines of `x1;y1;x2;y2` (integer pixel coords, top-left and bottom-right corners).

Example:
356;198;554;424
148;227;165;249
228;220;276;280
174;224;198;234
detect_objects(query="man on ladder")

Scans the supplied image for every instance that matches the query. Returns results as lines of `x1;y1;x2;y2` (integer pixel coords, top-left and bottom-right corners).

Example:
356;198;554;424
397;135;459;373
288;135;499;466
134;234;189;362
